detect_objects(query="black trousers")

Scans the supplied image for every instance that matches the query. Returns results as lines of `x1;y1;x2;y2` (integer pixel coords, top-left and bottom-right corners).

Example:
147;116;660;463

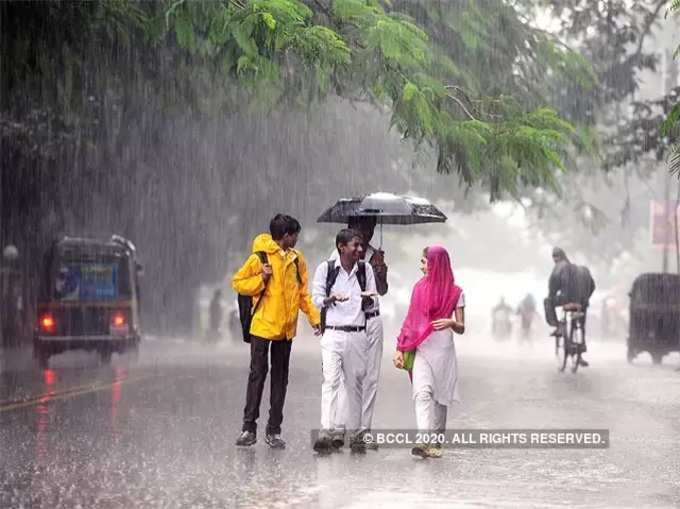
242;336;292;435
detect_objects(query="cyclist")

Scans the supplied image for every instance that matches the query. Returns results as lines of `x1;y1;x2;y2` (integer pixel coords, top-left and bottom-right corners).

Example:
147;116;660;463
546;247;596;367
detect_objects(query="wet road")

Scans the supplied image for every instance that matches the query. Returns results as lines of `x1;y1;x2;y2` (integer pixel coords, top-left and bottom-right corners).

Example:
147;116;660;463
1;334;679;508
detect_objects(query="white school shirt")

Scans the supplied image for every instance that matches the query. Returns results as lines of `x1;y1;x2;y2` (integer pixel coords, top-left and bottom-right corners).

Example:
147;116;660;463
312;260;377;327
328;246;380;312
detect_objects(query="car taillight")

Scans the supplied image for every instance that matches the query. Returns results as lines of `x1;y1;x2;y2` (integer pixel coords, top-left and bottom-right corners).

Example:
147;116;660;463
111;312;126;327
40;314;56;333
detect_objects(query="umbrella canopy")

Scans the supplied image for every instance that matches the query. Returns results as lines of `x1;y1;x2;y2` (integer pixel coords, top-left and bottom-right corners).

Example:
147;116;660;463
317;192;447;225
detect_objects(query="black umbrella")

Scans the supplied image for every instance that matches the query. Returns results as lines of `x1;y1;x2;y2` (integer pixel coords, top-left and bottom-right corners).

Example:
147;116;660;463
318;192;447;225
317;192;447;246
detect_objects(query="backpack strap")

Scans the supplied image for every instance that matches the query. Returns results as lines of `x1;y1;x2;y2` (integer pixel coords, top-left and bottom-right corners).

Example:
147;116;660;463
251;251;269;315
320;260;340;334
325;260;340;297
356;261;367;292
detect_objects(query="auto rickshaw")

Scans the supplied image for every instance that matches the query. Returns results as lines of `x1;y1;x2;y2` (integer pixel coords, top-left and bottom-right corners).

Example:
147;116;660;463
33;235;142;367
627;273;680;365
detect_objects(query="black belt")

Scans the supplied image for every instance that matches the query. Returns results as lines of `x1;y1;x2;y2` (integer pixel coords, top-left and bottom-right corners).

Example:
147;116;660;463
325;325;366;332
365;311;380;319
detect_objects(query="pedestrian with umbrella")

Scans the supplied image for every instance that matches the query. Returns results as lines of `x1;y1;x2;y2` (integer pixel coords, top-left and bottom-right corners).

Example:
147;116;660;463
316;192;447;451
312;229;379;453
326;215;387;449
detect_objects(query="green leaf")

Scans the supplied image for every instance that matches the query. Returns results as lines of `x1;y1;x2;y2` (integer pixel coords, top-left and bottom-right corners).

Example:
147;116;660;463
237;55;255;75
662;102;680;136
403;82;417;101
233;14;258;57
174;6;196;50
261;12;276;31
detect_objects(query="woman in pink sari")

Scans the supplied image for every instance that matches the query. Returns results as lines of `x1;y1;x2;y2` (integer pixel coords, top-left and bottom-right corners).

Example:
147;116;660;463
393;246;465;458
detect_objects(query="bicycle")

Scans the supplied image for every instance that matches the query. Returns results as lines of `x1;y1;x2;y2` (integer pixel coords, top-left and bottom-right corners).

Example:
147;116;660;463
554;303;586;373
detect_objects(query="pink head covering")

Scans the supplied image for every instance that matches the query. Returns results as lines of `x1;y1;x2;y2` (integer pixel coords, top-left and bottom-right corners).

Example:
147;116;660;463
397;246;462;352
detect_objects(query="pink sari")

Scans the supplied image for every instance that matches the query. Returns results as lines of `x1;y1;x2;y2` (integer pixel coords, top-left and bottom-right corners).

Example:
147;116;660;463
397;246;462;353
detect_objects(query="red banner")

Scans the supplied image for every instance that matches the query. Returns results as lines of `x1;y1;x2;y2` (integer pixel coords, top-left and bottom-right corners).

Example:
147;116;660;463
650;201;680;246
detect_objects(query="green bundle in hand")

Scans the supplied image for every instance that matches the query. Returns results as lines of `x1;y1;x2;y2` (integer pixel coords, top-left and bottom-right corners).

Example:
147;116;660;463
402;350;415;371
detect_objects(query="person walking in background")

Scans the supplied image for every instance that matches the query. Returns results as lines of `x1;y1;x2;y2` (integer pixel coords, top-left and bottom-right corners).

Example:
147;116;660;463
207;289;223;341
312;228;378;454
516;293;537;341
232;214;320;449
393;246;465;459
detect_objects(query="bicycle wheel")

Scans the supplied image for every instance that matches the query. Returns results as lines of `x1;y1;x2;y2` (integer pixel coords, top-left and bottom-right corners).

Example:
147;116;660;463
569;319;582;373
555;325;568;372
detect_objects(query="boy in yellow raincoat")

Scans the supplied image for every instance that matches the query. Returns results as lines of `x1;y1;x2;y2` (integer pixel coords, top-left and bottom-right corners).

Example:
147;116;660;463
233;214;320;449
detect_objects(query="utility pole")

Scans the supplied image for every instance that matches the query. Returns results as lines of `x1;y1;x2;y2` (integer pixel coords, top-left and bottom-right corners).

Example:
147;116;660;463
662;172;670;273
675;179;680;273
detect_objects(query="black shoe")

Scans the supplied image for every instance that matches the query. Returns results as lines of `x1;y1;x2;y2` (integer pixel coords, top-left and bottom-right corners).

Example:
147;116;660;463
313;436;333;454
349;437;366;454
265;433;286;449
579;358;589;367
331;436;345;450
550;328;561;337
236;431;257;446
411;445;427;458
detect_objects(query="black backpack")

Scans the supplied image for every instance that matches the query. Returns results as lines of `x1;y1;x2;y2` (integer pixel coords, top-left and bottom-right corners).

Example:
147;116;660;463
319;260;366;334
237;252;302;343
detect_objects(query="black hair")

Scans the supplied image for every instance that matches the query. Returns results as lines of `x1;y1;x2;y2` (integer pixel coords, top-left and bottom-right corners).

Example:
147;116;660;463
336;228;362;253
552;246;569;263
270;214;302;240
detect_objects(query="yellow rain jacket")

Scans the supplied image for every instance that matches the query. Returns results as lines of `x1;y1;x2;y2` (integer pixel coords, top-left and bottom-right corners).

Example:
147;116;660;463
232;233;320;341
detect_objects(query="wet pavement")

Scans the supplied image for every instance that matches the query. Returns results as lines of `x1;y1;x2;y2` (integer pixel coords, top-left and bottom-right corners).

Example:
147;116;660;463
1;333;679;508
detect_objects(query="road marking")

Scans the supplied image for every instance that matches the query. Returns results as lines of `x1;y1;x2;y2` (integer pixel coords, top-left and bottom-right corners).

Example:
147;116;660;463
0;373;163;413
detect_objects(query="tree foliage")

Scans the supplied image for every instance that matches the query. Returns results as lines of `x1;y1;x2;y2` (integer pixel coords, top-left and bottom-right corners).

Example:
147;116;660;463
1;0;599;200
663;0;680;175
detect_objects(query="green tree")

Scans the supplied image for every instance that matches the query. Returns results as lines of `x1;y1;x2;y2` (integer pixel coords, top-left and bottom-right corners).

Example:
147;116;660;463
160;0;598;199
662;0;680;174
2;0;597;200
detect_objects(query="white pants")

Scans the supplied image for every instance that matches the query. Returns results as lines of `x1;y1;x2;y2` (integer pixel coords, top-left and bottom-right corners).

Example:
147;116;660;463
333;317;383;433
414;385;448;433
320;329;368;434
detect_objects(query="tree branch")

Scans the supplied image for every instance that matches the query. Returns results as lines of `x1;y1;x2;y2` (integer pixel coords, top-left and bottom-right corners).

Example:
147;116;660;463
445;94;478;121
634;0;667;61
311;0;332;18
